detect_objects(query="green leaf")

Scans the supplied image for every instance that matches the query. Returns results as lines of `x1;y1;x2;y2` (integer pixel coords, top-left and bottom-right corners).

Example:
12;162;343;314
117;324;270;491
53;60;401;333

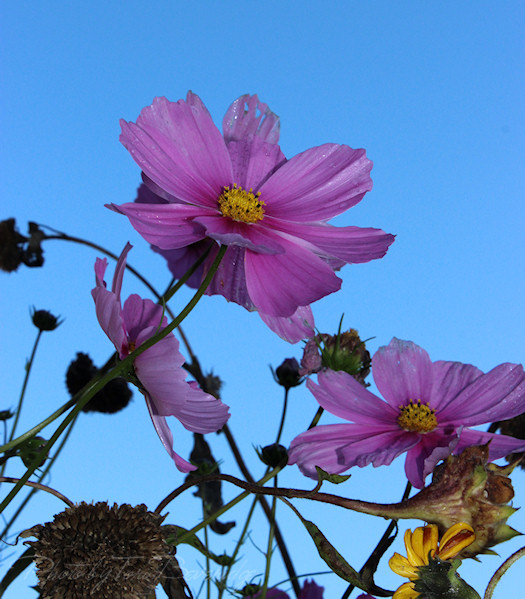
315;466;351;484
0;547;35;597
164;525;234;566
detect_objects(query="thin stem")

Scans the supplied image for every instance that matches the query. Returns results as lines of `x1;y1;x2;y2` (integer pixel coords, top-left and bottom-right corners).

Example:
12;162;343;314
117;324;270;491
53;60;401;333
275;389;289;446
221;424;301;598
484;546;525;599
308;406;324;429
260;476;278;599
0;478;74;508
341;481;412;599
217;495;259;599
1;416;77;542
0;330;43;480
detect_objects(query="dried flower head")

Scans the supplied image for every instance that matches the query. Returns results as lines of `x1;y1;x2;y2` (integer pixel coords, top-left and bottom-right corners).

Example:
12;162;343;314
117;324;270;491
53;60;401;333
0;218;27;272
24;501;169;598
66;352;132;414
31;308;63;331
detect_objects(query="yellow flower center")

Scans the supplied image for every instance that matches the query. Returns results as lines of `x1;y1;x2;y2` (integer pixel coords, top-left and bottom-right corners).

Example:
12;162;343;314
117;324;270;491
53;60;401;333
218;184;265;223
397;399;437;433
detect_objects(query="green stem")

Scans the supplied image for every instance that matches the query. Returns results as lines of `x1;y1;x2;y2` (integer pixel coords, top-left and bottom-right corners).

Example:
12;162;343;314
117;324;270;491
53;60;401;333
308;406;324;429
260;477;278;598
0;416;77;541
275;389;289;446
0;330;43;478
484;546;525;599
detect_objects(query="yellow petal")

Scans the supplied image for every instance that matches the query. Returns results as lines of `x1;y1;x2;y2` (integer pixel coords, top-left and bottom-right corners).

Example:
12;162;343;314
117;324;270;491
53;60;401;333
438;523;476;560
393;581;419;599
405;527;426;566
389;552;419;579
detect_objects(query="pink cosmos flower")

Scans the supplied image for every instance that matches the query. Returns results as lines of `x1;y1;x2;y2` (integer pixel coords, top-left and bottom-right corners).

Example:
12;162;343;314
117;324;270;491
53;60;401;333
288;337;525;488
134;181;314;343
109;92;394;339
91;243;230;472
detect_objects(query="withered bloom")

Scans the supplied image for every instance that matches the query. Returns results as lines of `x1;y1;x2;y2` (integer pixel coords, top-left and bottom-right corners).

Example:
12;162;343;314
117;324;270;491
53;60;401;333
0;218;26;272
66;352;132;414
24;501;169;598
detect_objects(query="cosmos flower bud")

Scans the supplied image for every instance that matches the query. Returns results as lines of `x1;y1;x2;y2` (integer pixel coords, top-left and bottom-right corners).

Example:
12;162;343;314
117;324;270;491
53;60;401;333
258;443;289;469
299;328;371;385
0;218;27;272
19;436;48;469
30;308;62;332
272;357;303;390
395;445;520;557
23;502;169;599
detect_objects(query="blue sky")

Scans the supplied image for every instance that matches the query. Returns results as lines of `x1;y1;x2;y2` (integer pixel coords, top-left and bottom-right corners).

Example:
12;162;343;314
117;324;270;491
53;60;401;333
1;1;524;597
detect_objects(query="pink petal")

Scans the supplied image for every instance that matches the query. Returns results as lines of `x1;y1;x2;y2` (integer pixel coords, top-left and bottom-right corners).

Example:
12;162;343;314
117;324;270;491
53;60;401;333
259;144;373;222
153;240;211;289
222;94;280;144
122;295;166;343
173;381;230;433
308;370;398;425
145;397;196;472
439;363;525;426
288;423;418;479
226;138;286;190
204;245;255;310
244;237;341;317
453;429;525;461
111;242;133;297
404;429;461;488
372;338;434;409
194;215;285;254
268;219;395;264
428;360;483;412
107;202;209;250
120;94;233;206
259;305;315;343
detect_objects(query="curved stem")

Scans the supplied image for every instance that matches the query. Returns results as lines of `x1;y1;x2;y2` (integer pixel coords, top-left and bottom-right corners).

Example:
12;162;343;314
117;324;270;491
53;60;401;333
0;416;78;542
484;546;525;599
0;477;74;508
260;476;278;598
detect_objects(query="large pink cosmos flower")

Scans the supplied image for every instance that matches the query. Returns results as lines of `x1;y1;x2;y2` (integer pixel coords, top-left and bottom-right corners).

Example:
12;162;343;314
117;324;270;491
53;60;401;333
91;243;230;472
134;181;315;343
109;92;394;333
288;337;525;488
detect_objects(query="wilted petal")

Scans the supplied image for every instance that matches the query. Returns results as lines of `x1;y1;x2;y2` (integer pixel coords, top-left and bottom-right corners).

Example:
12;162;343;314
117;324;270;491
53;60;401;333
259;305;315;343
454;429;525;461
260;144;373;221
372;338;434;409
404;429;460;488
223;94;280;144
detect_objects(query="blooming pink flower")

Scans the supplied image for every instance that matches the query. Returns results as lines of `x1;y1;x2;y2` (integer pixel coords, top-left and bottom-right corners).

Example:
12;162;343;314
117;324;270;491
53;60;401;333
91;243;230;472
109;92;394;339
288;338;525;488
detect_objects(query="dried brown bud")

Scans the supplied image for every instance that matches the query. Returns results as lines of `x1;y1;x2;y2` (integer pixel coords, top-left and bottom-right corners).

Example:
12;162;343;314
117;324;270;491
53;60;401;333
0;218;27;272
397;445;520;557
23;501;169;598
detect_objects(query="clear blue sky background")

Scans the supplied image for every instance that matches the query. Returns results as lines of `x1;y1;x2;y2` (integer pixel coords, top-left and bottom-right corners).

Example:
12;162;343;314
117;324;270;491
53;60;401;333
1;1;524;597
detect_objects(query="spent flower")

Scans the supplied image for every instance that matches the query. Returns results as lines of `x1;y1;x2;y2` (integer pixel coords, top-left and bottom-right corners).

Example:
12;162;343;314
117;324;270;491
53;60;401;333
111;92;394;341
288;338;525;488
92;243;230;471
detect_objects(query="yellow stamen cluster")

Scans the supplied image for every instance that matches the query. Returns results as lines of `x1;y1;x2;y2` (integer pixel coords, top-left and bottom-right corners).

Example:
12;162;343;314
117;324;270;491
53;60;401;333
218;184;265;223
397;399;438;433
389;523;476;599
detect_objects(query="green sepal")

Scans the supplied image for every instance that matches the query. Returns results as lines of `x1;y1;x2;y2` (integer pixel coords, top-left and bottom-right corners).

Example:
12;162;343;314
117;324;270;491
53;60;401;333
315;466;351;485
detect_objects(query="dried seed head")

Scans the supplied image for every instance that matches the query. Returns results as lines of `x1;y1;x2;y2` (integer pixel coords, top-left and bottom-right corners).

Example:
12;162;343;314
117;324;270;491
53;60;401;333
24;501;169;598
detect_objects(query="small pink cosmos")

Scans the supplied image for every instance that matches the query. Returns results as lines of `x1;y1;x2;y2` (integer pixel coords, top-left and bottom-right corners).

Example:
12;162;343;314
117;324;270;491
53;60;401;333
288;337;525;488
109;92;394;341
91;243;230;472
250;580;324;598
